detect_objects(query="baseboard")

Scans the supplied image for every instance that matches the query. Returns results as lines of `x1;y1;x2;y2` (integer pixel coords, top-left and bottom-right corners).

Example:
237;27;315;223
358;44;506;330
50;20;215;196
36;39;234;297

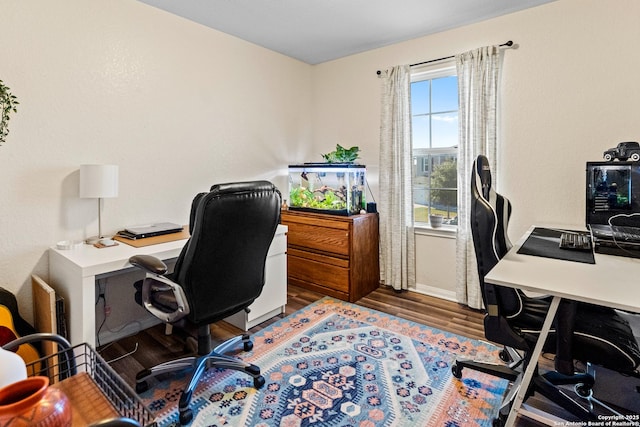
412;282;458;303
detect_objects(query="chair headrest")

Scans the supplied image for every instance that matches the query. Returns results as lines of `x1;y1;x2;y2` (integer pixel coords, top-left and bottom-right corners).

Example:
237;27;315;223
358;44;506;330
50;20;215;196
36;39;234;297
470;154;513;259
209;180;276;195
473;154;493;201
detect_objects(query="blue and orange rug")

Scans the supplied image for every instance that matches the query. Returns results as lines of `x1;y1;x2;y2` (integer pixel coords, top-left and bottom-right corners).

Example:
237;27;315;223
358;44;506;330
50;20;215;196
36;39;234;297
141;297;508;426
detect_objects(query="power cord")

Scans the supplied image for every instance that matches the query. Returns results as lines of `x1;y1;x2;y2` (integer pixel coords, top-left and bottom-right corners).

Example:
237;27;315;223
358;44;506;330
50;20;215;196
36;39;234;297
103;342;139;365
607;212;640;256
95;279;107;347
365;178;376;203
93;279;143;362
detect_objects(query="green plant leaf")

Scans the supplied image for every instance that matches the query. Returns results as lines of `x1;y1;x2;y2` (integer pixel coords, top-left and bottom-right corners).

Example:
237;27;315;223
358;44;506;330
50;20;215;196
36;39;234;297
0;79;18;145
321;144;360;163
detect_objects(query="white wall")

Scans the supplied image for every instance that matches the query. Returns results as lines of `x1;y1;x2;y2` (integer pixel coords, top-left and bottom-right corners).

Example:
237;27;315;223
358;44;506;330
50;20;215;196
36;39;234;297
0;0;312;321
311;0;640;297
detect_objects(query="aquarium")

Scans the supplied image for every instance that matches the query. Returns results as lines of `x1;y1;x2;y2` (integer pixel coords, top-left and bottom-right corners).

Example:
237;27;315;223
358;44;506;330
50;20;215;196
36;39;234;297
288;163;366;216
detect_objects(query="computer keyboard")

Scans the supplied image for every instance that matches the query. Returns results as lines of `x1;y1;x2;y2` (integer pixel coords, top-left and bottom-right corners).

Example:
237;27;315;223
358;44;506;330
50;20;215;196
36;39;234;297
559;232;593;251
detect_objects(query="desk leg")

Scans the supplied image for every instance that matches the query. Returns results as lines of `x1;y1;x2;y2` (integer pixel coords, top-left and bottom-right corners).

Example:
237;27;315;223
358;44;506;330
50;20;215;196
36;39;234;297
80;276;97;348
50;252;97;348
504;296;561;427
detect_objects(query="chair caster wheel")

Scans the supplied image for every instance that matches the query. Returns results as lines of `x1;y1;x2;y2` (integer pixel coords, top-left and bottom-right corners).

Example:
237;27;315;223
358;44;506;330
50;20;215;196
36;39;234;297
499;349;511;363
254;375;266;389
575;383;593;398
492;409;507;427
135;381;149;393
179;408;193;425
451;363;463;379
244;340;254;352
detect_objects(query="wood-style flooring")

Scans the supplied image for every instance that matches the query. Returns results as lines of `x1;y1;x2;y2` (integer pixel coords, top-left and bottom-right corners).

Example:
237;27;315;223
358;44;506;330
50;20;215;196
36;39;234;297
99;284;545;426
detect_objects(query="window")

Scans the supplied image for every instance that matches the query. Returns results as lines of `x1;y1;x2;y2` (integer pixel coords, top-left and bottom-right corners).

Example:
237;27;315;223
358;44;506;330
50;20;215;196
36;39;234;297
411;65;458;226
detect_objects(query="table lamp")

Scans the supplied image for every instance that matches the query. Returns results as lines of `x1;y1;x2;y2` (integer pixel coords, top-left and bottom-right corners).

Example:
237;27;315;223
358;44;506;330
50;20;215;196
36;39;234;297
80;164;119;244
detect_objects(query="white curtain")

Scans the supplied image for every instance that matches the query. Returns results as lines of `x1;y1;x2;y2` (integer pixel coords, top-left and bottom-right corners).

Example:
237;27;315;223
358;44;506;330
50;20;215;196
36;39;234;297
455;45;501;309
379;65;416;291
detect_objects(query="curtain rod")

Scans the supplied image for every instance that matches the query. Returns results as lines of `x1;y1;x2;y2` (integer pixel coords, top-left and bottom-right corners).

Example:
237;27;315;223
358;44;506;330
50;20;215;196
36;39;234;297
376;40;514;76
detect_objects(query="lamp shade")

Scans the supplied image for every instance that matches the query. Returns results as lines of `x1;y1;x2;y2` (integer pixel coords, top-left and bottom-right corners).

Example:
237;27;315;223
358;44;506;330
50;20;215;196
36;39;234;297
79;164;119;198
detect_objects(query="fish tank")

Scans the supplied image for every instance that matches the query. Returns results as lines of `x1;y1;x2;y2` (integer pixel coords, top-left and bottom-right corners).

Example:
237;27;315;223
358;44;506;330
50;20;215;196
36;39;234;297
288;163;366;216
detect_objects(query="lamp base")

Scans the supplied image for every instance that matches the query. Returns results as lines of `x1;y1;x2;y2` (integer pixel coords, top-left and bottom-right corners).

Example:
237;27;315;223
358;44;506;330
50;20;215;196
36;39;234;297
85;235;111;245
86;235;115;245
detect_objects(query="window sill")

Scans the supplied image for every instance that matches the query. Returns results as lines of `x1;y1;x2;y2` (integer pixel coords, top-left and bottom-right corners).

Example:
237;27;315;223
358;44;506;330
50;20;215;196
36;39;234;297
414;224;457;239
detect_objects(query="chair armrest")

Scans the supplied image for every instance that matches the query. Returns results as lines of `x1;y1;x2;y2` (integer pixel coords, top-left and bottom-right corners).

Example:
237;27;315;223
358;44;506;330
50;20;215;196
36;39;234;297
129;255;168;275
141;274;190;323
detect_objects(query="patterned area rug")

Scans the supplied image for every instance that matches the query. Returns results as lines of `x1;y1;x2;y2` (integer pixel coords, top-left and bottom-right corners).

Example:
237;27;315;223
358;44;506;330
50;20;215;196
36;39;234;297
141;297;508;426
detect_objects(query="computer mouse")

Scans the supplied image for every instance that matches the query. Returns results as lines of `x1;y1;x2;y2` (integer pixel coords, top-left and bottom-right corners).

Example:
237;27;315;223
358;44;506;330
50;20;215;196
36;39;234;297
99;238;117;247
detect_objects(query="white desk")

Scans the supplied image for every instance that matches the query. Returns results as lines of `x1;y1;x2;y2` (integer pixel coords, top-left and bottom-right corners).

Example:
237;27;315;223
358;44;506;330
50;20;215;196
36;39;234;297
485;226;640;426
49;224;288;348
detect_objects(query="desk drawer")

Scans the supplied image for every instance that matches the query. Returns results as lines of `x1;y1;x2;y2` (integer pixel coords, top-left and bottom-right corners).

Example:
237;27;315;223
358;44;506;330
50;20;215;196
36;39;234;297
267;232;287;257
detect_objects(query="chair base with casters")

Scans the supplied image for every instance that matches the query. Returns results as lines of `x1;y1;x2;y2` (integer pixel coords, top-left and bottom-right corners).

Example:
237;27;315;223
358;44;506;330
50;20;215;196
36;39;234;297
452;346;522;382
452;354;600;426
131;261;268;425
134;324;265;425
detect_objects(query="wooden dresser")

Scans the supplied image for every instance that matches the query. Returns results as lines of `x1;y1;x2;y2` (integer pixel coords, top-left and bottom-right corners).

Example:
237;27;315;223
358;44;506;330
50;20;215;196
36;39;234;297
280;210;379;302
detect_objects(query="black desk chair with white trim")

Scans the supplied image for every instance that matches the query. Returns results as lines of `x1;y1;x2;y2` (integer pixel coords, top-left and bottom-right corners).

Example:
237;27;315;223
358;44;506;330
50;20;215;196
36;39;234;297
129;181;281;425
452;155;640;426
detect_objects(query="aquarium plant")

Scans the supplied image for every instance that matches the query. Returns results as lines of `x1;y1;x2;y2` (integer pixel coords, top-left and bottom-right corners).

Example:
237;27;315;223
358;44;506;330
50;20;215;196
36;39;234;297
290;186;347;211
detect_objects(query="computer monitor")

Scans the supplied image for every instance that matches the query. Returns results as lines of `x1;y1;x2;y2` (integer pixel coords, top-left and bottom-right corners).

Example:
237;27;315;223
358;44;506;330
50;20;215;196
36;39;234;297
586;161;640;227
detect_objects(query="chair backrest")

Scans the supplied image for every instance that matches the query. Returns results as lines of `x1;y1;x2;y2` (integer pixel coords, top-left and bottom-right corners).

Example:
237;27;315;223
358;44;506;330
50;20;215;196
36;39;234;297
470;155;512;276
173;181;281;325
470;156;531;348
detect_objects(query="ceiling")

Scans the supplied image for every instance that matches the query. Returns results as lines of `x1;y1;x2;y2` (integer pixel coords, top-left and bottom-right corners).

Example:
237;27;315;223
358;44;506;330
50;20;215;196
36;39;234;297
138;0;555;65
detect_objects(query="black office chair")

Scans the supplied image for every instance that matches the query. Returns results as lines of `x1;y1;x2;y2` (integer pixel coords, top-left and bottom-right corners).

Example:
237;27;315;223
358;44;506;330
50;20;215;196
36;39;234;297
129;181;281;425
452;155;640;426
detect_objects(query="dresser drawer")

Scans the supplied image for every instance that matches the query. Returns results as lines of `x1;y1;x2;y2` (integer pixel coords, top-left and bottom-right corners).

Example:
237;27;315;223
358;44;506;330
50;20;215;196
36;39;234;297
287;248;349;268
286;221;350;257
287;253;349;293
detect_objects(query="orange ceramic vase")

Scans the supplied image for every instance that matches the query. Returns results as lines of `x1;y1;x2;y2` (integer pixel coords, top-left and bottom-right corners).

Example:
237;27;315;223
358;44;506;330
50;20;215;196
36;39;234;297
0;376;71;427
